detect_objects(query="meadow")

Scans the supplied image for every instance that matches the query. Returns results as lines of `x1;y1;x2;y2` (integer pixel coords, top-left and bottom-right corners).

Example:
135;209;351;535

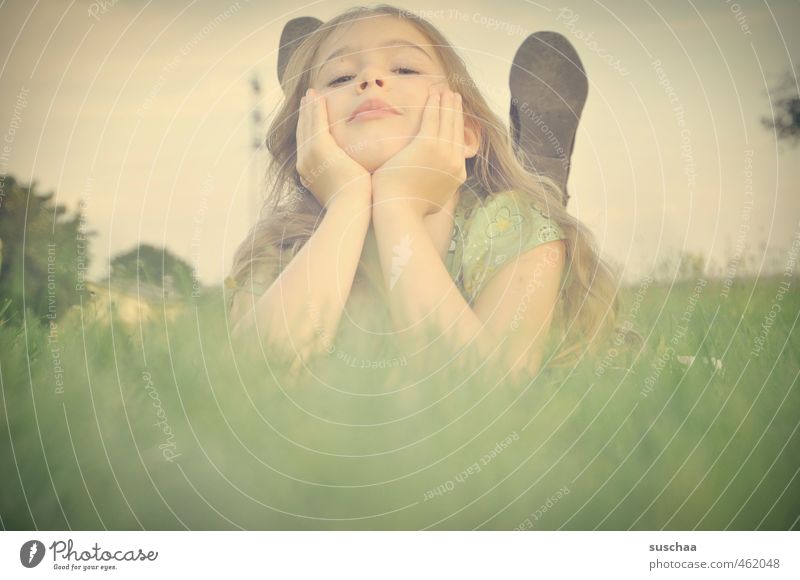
1;274;798;530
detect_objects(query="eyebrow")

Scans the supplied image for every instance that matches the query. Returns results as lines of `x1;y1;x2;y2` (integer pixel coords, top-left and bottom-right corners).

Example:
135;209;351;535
318;39;434;71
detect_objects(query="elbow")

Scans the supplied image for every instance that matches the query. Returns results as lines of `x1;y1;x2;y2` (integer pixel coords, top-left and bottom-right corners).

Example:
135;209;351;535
478;333;546;382
230;315;330;369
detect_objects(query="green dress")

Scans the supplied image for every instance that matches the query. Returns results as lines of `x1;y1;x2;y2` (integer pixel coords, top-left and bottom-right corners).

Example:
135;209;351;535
444;189;567;305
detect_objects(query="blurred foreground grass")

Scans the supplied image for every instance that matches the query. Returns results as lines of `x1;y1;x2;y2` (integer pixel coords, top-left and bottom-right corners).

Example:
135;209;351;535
1;275;798;530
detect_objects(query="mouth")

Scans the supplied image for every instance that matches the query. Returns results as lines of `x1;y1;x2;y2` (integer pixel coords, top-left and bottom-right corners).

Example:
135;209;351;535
348;99;401;123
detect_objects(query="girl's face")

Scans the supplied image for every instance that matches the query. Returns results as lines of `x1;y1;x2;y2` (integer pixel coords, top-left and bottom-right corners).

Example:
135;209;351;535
309;16;451;173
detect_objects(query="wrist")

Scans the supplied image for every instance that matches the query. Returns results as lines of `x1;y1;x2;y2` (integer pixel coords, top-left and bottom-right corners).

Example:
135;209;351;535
324;185;372;214
371;197;426;221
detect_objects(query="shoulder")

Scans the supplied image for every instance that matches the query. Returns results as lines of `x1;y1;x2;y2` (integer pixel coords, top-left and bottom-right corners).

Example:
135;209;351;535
461;190;565;242
458;190;566;302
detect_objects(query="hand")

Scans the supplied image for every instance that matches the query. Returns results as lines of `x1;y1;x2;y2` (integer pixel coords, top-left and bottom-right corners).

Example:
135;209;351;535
295;88;372;209
372;89;467;217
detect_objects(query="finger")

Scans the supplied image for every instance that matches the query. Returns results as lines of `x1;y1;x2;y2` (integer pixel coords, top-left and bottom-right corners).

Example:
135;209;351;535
417;90;440;141
297;91;309;150
439;90;454;146
454;92;466;159
309;88;326;139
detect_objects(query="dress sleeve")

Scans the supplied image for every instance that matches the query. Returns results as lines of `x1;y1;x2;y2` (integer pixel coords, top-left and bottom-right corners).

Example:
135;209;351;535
460;191;566;303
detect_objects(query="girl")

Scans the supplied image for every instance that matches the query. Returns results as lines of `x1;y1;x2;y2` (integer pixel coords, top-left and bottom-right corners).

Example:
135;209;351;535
226;5;618;378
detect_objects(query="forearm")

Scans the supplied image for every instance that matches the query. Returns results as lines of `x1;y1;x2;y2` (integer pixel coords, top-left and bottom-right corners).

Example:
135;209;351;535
371;201;492;352
232;193;371;360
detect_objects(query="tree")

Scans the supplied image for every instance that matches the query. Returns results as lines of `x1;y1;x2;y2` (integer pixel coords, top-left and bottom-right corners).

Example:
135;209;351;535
105;243;198;300
0;175;95;325
762;68;800;146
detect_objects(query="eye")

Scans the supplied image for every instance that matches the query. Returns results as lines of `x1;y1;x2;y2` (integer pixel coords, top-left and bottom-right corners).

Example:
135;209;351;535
327;74;354;87
326;67;420;87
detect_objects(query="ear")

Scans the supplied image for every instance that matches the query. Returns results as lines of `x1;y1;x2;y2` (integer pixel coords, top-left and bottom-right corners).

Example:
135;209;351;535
464;117;481;159
277;16;323;92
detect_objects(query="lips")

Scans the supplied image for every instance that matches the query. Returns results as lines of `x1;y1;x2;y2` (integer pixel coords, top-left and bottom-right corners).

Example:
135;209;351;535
348;98;401;123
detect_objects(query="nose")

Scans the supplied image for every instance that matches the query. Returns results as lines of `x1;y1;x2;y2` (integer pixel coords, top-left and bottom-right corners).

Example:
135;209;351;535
355;65;386;93
356;77;384;93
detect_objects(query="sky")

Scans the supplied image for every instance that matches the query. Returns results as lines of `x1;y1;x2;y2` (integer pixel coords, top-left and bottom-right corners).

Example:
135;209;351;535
1;0;798;286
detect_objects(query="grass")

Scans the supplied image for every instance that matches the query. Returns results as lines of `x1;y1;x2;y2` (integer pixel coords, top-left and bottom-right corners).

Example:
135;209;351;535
1;274;798;530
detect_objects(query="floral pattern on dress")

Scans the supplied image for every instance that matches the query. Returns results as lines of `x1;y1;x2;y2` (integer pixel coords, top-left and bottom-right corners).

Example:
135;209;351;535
463;251;489;299
537;223;561;243
485;206;525;238
447;190;567;304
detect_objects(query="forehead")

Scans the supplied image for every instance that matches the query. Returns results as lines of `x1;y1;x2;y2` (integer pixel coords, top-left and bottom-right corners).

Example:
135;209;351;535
314;15;440;68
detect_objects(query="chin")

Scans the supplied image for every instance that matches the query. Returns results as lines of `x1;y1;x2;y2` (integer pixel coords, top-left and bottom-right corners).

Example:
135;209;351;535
343;144;400;173
352;152;391;173
335;125;414;173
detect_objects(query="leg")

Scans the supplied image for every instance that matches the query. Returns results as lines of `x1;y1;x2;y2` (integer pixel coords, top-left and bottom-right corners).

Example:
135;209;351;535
509;32;588;207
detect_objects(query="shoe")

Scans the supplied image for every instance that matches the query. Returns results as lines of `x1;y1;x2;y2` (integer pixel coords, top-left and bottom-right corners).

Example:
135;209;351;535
509;31;588;207
277;16;322;91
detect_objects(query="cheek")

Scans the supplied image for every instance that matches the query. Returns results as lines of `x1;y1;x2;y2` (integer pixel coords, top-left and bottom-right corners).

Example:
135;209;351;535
406;95;428;132
323;94;350;132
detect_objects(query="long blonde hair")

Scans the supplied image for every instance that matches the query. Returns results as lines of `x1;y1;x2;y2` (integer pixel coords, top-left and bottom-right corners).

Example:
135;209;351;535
228;4;619;368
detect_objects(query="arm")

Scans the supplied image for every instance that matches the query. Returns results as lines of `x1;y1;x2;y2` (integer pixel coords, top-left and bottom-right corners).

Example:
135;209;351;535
231;193;370;362
422;192;459;262
231;88;373;363
373;201;565;377
371;88;565;377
